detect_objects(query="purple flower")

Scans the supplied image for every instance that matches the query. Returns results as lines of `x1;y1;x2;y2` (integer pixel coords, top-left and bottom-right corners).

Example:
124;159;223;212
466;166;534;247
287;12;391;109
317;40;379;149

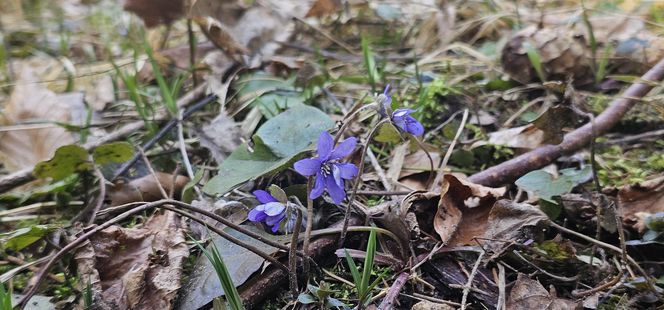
247;190;287;233
293;131;359;205
391;109;424;136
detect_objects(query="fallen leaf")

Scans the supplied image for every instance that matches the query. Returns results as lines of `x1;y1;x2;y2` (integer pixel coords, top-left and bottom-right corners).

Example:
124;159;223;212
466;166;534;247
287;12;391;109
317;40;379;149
411;300;455;310
0;224;60;251
0;68;77;172
108;172;189;206
76;211;188;309
123;0;185;27
619;175;664;231
476;124;546;150
438;175;506;246
482;200;549;256
193;16;249;58
196;112;244;165
532;105;579;144
507;274;580;310
305;0;341;18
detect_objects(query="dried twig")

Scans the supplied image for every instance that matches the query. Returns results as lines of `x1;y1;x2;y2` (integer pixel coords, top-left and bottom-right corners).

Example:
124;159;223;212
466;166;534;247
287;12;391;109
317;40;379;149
460;250;485;310
377;272;409;310
469;58;664;186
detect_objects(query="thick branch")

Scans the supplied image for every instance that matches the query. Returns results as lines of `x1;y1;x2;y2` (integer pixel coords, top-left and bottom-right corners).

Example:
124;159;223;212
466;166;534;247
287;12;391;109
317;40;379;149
469;58;664;187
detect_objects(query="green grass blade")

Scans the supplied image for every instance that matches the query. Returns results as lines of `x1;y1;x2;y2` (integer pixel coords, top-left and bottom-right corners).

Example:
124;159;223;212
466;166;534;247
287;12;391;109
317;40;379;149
344;249;362;289
595;44;612;84
0;282;11;310
361;37;378;92
192;236;244;310
524;42;546;82
359;229;376;300
144;42;177;115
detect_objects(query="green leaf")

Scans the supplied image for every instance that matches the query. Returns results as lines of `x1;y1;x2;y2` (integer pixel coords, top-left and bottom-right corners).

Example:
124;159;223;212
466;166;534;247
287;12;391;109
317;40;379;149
202;142;290;196
181;169;204;204
33;145;92;180
203;105;333;196
92;142;134;165
374;122;402;143
267;185;288;203
255;105;334;158
0;225;59;251
297;293;317;305
515;166;591;201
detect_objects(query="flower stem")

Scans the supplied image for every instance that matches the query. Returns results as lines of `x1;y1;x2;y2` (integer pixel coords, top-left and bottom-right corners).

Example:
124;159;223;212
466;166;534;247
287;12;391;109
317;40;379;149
289;207;303;298
339;119;389;248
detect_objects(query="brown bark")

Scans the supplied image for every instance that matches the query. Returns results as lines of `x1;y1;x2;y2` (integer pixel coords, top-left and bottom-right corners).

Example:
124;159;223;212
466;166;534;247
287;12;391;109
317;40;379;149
468;57;664;187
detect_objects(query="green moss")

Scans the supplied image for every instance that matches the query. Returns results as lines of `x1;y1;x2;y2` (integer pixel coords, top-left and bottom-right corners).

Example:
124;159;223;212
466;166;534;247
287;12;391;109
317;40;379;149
598;144;664;187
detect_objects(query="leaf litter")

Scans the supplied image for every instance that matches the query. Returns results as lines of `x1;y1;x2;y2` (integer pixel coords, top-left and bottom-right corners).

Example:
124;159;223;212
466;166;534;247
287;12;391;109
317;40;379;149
1;0;664;309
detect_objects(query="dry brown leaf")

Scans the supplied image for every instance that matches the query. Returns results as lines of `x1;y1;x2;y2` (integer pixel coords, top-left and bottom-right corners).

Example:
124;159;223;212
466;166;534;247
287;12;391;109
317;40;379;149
197;112;244;165
507;274;580;310
618;175;664;232
483;200;549;256
0;68;76;172
78;210;188;309
123;0;185;27
437;175;506;246
305;0;341;18
474;124;546;150
402;175;505;246
193;16;249;58
108;172;189;206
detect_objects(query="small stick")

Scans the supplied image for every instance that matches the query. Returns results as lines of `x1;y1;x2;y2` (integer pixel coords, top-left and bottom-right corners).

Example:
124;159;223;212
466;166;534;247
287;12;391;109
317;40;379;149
430;109;469;191
87;166;107;225
549;221;649;283
302;178;314;279
460;250;485;310
138;147;168;199
289;208;303;298
512;250;579;282
177;109;195;179
496;264;506;310
366;148;391;191
377;272;409;310
339;119;389;247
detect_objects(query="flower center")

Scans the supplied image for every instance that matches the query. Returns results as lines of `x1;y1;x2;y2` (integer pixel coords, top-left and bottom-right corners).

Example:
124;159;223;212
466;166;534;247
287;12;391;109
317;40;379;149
320;161;333;177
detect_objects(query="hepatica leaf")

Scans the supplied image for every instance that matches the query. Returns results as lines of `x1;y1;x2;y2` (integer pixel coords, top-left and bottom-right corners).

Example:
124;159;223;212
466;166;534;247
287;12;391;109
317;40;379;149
0;225;60;251
92;142;134;165
515;166;592;201
203;105;334;196
33;145;92;180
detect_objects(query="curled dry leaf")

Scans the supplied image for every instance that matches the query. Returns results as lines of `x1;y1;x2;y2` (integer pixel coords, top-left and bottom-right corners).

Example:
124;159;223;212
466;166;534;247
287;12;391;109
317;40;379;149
108;172;189;207
305;0;341;18
74;211;188;309
401;175;505;246
193;16;249;59
507;274;580;310
438;175;506;246
618;175;664;232
0;68;76;172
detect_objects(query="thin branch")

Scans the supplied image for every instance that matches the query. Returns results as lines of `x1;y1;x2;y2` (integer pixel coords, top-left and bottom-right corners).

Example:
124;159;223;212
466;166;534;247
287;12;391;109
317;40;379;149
87;166;107;225
460;250;485;310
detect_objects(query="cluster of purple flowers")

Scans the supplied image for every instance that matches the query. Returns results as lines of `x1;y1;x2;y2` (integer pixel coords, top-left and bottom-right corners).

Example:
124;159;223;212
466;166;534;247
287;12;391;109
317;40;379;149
248;86;423;234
